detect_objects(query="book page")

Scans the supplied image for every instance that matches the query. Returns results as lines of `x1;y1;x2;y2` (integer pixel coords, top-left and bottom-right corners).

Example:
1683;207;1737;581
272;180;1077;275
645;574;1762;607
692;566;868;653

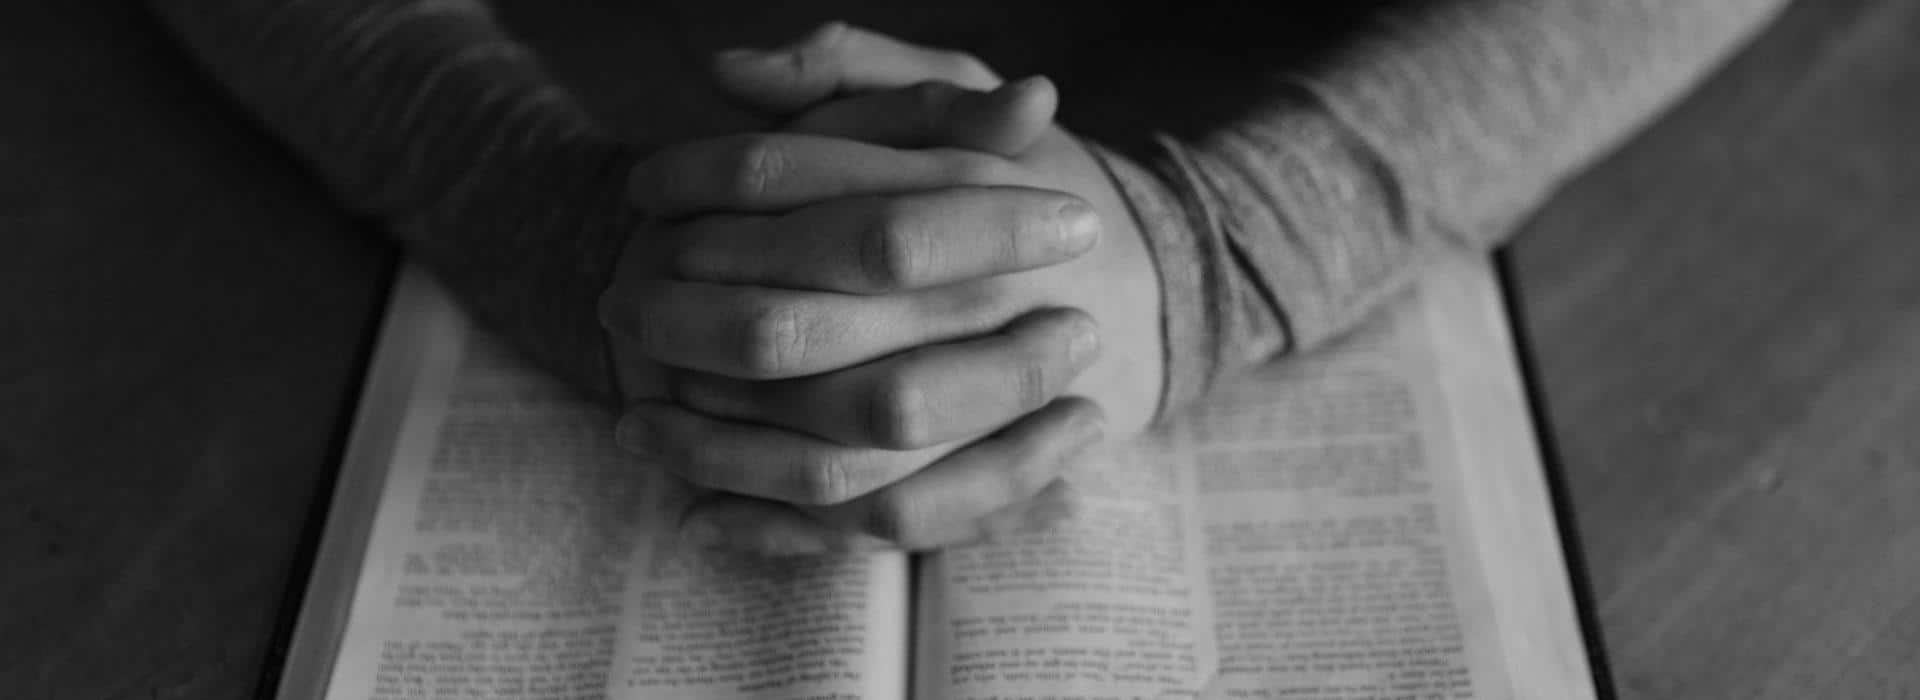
1188;254;1593;699
1187;283;1503;698
910;428;1219;699
609;514;908;700
294;268;907;700
1419;255;1597;700
912;255;1594;700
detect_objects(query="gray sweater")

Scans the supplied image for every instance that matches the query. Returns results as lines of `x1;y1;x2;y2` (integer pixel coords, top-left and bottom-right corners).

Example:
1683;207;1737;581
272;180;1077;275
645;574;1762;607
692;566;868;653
148;0;1789;419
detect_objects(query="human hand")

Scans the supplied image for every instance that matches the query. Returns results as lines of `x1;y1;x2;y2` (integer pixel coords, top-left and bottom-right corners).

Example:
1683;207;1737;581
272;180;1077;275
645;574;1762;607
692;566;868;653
700;26;1165;437
601;24;1164;553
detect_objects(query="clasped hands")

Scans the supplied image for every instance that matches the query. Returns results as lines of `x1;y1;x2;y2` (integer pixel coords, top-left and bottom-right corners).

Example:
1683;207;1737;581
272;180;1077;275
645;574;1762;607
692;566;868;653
600;24;1163;556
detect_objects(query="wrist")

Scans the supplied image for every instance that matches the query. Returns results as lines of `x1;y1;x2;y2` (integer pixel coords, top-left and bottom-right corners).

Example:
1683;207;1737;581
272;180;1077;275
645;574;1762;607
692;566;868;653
399;136;645;403
1079;139;1200;425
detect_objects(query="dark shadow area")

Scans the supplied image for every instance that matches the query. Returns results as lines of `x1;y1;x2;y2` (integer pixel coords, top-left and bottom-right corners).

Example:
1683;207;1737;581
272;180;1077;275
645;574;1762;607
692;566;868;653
970;0;1413;152
495;0;1411;153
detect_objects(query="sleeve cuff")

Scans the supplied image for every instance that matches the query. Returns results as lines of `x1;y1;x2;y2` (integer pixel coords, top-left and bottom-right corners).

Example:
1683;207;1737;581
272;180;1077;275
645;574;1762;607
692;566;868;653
1081;139;1225;425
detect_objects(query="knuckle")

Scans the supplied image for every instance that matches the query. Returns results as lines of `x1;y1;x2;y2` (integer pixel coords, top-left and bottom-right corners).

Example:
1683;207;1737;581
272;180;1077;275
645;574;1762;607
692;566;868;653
787;22;848;83
794;452;855;505
866;373;932;449
726;135;788;201
863;204;933;290
807;21;852;52
1010;359;1054;412
738;301;810;377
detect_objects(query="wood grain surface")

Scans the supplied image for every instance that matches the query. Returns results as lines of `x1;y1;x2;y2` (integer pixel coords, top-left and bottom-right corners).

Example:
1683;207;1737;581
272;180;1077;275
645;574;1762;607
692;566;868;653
2;0;1915;698
1508;0;1920;696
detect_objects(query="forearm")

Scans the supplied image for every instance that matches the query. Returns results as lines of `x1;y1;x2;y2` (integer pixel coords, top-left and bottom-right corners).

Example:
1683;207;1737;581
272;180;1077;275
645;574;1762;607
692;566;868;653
149;0;636;400
1107;0;1790;417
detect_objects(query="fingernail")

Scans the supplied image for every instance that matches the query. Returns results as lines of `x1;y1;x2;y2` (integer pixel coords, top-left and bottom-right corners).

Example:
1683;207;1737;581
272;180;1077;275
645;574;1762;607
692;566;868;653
679;518;725;549
1056;201;1100;255
989;75;1039;101
1068;317;1101;366
714;47;798;77
1006;74;1053;97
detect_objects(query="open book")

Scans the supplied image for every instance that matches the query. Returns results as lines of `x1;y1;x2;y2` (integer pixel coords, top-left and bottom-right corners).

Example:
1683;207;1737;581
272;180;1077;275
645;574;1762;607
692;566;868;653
274;253;1603;699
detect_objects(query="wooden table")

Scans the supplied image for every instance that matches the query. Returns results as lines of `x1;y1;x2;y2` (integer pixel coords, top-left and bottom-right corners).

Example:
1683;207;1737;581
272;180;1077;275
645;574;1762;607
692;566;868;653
3;1;1915;697
1508;1;1920;695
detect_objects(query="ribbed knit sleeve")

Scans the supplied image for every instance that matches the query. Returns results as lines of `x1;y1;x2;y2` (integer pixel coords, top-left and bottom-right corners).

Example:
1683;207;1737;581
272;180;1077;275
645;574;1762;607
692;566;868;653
149;0;641;401
1091;0;1790;420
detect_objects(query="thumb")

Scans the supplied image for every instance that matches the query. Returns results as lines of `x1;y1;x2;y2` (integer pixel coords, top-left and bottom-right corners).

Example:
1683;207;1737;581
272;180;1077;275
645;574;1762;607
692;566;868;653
780;76;1058;156
711;22;1001;114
